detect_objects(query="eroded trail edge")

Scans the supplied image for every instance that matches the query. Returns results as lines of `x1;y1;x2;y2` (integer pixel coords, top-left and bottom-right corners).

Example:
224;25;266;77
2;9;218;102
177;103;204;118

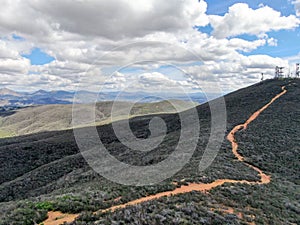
42;86;287;225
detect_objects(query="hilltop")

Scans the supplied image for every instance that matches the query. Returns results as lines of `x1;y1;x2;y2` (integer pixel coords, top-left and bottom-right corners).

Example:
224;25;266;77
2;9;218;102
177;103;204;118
0;79;299;225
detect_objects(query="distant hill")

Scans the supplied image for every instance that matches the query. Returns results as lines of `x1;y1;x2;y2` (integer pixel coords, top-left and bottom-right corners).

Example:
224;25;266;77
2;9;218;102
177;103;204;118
0;100;198;137
0;79;298;225
0;88;209;107
0;88;21;97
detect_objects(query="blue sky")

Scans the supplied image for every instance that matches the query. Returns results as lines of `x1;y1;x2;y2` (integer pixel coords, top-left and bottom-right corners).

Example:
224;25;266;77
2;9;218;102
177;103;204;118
206;0;295;15
202;0;300;58
23;48;55;65
243;30;300;57
196;27;300;57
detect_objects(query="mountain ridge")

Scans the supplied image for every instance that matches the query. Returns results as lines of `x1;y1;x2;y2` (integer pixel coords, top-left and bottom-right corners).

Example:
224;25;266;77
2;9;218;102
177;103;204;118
0;79;299;225
0;87;209;107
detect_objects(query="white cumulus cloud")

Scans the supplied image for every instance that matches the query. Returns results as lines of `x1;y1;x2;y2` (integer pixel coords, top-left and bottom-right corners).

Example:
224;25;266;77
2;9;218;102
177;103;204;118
0;1;298;92
292;0;300;16
209;3;300;38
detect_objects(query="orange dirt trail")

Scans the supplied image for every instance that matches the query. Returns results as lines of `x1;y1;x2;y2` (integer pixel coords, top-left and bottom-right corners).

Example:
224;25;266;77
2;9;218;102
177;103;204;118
41;211;79;225
41;86;287;225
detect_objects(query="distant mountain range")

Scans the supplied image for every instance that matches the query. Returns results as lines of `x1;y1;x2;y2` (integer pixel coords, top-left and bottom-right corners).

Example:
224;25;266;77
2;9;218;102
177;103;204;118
0;88;211;108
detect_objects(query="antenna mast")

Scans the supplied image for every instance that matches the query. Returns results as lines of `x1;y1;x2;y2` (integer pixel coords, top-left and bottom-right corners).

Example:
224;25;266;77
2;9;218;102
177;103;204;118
275;66;284;79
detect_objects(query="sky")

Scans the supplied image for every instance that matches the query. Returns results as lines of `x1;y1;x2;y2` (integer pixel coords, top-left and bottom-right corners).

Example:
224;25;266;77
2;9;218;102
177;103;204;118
0;0;299;94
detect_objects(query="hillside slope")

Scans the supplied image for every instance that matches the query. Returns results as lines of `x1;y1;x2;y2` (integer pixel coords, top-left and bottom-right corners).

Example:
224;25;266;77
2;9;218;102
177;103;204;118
0;100;197;137
0;79;299;225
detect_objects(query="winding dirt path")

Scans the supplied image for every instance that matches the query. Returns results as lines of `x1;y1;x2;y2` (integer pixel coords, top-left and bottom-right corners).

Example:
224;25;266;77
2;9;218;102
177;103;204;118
41;211;79;225
41;86;287;225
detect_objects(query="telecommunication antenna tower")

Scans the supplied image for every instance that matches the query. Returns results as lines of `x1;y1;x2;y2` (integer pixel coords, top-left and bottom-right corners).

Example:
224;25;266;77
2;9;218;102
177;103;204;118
275;66;284;79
